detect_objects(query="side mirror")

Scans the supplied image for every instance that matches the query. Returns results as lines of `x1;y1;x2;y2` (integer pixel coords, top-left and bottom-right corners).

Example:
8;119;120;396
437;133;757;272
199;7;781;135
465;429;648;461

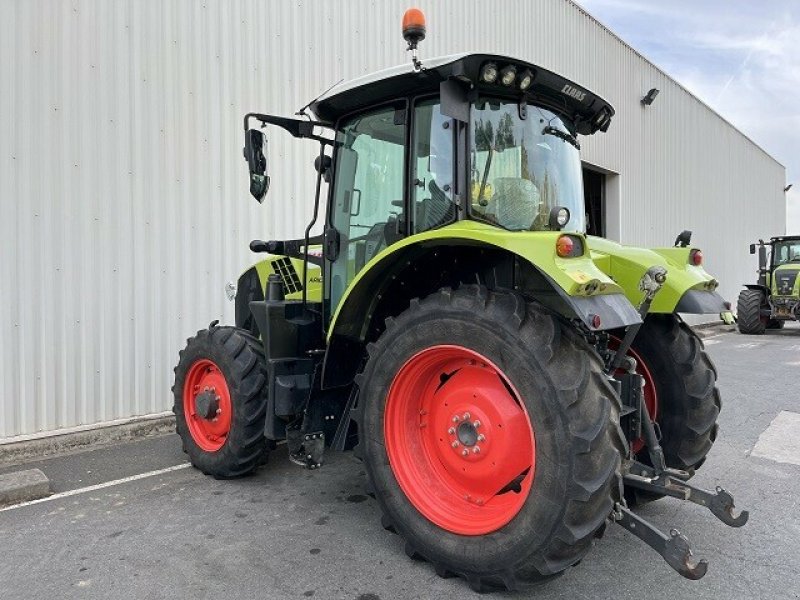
749;244;756;255
243;129;269;202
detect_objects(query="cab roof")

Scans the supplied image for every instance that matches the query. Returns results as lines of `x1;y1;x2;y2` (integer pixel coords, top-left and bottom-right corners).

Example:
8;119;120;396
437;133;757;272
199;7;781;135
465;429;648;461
310;53;615;136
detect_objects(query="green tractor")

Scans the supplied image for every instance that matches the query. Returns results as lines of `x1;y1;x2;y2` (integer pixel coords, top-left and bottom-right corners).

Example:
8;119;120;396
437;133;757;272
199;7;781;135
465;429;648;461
737;236;800;334
173;10;747;592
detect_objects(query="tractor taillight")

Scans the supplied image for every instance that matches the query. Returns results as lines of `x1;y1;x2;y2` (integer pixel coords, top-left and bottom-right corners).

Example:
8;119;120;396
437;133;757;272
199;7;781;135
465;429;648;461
556;235;576;258
690;250;703;266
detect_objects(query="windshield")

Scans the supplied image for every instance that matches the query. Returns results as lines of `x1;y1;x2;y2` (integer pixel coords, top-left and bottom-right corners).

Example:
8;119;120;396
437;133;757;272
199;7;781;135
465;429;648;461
469;99;585;232
773;240;800;266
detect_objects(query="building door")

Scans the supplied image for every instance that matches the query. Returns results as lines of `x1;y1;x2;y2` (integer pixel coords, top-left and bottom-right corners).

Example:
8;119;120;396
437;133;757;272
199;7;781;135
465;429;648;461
583;167;605;237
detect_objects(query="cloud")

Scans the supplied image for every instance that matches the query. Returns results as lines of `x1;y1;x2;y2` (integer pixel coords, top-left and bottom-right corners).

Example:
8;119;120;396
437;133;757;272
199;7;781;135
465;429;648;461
578;0;799;231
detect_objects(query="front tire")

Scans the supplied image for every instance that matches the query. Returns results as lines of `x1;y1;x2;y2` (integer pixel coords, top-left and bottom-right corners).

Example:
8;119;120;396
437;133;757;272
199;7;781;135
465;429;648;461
358;286;625;592
737;289;767;334
173;326;269;478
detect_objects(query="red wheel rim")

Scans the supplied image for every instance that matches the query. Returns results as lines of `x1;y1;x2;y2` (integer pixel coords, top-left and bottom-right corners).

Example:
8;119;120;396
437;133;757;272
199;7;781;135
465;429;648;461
182;359;232;452
608;336;658;454
384;345;535;536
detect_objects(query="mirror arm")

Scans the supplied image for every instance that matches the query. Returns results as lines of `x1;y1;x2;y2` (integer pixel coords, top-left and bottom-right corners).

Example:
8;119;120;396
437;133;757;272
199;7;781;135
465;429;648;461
244;112;333;145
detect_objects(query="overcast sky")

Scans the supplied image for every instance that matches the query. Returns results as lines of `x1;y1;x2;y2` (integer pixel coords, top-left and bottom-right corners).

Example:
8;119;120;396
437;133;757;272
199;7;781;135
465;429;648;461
577;0;799;232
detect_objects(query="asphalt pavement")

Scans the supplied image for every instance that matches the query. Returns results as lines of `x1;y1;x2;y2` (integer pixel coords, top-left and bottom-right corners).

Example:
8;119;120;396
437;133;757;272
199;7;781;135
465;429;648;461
1;324;799;600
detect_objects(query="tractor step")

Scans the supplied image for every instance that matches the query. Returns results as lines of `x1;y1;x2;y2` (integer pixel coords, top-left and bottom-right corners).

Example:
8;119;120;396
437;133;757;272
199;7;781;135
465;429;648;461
624;461;749;528
287;429;325;469
613;503;708;580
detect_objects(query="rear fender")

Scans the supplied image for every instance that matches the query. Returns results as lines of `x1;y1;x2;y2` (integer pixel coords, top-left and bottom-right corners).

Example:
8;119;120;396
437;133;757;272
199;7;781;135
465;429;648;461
322;222;641;387
588;236;724;314
743;284;770;295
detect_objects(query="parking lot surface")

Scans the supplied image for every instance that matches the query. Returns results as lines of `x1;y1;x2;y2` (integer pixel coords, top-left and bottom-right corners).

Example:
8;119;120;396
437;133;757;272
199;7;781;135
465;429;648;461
2;325;800;599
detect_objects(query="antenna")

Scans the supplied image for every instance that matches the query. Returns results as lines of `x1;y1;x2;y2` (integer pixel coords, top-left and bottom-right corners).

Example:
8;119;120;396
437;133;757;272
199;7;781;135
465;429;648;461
295;77;345;119
402;8;426;71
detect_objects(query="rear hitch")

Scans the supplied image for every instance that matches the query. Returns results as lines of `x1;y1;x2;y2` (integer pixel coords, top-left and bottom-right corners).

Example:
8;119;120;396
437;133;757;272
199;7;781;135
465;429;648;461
624;462;749;528
613;503;708;580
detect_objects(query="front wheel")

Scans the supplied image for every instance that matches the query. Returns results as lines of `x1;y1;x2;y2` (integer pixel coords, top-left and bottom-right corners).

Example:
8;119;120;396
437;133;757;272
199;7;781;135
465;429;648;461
358;286;625;592
173;326;269;478
737;289;767;334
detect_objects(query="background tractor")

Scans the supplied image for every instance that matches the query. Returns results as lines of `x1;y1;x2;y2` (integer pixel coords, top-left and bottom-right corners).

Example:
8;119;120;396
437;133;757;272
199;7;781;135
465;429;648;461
173;10;746;593
737;236;800;334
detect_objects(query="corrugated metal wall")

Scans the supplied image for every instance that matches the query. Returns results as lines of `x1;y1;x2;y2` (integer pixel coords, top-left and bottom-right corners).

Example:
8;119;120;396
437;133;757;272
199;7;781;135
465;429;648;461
0;0;785;440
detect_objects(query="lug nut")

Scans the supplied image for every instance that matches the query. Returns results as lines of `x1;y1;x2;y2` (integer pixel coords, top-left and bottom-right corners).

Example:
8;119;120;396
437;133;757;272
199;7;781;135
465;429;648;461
462;449;469;457
473;446;481;454
451;441;459;448
463;412;471;420
477;434;485;442
447;427;456;435
452;415;460;423
216;408;222;415
473;420;481;428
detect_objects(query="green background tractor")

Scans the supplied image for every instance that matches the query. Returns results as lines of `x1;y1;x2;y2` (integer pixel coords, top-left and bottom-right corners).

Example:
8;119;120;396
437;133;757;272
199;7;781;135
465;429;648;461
173;11;745;593
737;236;800;334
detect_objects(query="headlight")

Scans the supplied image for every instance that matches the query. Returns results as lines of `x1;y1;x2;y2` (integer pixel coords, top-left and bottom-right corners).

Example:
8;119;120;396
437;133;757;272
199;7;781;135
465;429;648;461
549;206;571;230
518;69;533;90
500;65;517;86
480;62;498;83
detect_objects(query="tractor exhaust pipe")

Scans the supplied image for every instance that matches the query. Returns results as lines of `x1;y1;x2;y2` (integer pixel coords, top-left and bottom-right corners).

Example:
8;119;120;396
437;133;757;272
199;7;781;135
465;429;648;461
757;242;768;287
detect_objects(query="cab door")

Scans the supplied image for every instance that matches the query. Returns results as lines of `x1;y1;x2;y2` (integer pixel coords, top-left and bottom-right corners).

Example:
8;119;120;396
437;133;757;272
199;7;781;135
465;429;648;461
328;104;407;313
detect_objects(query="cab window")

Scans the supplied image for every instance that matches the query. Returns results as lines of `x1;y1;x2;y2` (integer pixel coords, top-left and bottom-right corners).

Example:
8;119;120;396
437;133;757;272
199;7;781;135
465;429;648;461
410;99;455;233
329;105;406;311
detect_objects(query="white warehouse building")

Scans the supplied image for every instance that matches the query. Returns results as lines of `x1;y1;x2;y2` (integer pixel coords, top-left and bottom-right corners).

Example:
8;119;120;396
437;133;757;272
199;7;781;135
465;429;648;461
0;0;786;441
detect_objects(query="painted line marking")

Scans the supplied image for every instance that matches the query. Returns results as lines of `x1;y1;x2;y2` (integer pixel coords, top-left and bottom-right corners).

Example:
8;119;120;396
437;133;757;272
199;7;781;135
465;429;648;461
0;463;191;513
751;411;800;467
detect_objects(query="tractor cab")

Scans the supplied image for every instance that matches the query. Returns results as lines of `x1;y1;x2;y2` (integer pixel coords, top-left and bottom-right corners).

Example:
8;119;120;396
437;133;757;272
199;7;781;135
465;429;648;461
242;50;616;320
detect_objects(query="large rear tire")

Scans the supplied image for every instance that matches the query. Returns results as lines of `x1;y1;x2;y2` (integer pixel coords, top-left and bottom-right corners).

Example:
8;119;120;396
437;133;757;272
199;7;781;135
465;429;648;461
621;315;720;503
737;289;767;334
357;286;625;592
173;326;269;478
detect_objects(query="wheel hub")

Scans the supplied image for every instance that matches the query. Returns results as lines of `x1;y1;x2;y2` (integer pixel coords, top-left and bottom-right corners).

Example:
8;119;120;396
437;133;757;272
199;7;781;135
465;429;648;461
384;345;535;535
194;389;220;420
182;359;232;452
447;412;490;461
456;420;478;446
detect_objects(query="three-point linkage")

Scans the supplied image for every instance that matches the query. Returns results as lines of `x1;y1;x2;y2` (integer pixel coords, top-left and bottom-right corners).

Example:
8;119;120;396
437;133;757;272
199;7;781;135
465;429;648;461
608;265;749;580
